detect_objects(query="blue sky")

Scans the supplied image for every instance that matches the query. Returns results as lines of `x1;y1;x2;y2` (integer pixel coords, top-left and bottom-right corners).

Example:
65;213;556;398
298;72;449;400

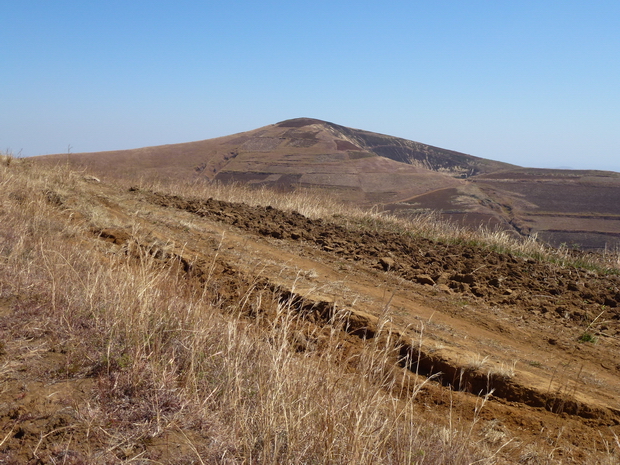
2;1;620;171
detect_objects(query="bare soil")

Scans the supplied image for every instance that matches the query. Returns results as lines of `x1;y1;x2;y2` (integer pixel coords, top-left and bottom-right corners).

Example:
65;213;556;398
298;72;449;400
37;118;620;251
390;171;620;251
2;179;620;463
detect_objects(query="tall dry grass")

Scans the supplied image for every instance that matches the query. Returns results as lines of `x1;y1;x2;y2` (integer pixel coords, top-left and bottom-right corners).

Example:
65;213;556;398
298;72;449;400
0;160;509;462
3;159;618;463
125;175;620;274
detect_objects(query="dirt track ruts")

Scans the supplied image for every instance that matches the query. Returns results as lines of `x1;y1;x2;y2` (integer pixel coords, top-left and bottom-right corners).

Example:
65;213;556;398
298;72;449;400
138;190;620;421
147;191;620;323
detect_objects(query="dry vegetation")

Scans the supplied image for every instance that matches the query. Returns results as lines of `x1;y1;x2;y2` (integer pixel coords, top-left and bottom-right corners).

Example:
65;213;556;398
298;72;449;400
1;156;619;463
139;175;620;273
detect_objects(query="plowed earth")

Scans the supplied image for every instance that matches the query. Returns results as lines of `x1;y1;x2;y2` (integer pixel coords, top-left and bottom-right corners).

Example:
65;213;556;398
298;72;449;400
2;181;620;462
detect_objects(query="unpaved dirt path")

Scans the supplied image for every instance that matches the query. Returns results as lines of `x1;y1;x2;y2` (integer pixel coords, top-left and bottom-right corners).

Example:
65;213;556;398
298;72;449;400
140;191;620;409
115;189;620;455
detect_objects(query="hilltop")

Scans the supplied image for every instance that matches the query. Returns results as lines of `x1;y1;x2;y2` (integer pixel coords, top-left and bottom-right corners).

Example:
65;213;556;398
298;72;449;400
38;117;478;205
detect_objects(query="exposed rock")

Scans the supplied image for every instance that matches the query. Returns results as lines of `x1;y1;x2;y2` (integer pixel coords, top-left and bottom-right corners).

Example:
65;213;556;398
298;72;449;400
379;257;396;271
415;274;436;286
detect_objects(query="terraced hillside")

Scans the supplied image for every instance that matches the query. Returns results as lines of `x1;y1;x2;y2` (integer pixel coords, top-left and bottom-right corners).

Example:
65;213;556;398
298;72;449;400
1;158;620;463
390;168;620;250
37;118;469;205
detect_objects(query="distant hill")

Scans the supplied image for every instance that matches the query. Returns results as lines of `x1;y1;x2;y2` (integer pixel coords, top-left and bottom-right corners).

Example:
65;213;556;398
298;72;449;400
388;167;620;250
36;117;620;250
38;117;480;205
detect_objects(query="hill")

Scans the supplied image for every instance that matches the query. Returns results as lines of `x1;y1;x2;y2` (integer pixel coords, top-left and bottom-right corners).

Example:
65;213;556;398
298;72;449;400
36;117;505;205
36;118;620;250
1;156;620;462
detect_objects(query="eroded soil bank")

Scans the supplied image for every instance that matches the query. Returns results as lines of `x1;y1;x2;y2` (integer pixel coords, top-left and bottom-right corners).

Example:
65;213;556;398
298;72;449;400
2;179;620;463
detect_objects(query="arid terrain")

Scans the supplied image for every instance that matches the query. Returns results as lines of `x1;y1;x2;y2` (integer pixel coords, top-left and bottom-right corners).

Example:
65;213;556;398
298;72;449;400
1;154;620;463
39;118;620;251
390;169;620;251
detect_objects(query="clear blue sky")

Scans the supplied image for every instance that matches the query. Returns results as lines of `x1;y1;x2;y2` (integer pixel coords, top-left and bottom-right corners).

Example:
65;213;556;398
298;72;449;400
2;1;620;171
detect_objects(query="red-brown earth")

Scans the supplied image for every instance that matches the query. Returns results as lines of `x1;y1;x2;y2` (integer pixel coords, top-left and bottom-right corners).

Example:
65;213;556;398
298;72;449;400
2;173;620;462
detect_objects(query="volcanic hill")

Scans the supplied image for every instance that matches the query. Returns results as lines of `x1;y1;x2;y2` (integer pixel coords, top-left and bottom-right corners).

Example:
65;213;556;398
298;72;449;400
38;117;620;250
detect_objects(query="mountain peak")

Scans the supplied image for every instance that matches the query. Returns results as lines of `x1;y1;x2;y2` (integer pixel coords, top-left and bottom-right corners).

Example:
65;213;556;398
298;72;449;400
276;117;330;128
35;118;515;204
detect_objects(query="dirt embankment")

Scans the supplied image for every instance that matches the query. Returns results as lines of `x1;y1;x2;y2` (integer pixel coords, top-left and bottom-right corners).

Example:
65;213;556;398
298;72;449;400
138;191;620;418
148;191;620;325
3;181;620;463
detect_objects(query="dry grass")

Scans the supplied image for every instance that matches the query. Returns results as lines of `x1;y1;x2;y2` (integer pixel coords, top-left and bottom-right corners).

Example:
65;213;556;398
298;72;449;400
127;175;620;274
0;160;509;463
2;158;618;463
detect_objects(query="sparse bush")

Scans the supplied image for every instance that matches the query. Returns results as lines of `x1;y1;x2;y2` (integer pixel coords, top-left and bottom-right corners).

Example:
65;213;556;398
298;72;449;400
1;151;13;166
578;332;597;343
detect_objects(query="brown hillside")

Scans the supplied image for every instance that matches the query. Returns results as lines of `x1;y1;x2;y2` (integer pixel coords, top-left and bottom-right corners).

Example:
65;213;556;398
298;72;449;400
35;118;488;205
1;158;620;462
289;118;517;177
390;168;620;251
35;118;620;250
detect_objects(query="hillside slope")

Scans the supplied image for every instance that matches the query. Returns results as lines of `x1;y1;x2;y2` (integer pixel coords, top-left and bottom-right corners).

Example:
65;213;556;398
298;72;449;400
1;159;620;463
36;118;489;205
389;168;620;250
35;118;620;249
283;117;516;177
